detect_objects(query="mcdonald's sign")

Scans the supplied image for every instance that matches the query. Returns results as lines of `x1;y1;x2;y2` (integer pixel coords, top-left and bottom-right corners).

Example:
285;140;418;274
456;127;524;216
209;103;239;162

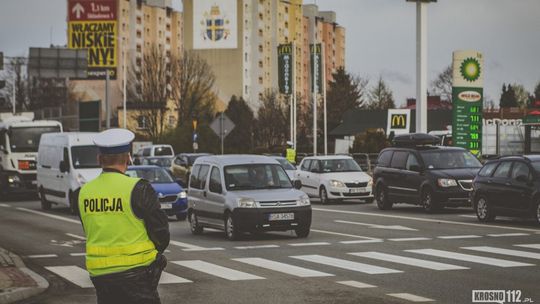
278;43;293;95
387;109;411;136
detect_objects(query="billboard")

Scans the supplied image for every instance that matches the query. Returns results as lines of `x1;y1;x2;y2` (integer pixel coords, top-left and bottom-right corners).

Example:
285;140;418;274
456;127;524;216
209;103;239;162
67;0;117;80
310;43;322;94
452;50;484;156
386;109;411;136
277;44;293;95
193;0;238;49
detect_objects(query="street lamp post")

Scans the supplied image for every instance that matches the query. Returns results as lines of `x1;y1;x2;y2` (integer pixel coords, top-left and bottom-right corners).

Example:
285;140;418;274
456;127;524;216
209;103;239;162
407;0;436;134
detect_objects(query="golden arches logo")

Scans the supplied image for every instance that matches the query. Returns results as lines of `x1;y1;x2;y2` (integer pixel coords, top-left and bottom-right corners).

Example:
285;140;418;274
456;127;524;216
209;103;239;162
391;114;407;129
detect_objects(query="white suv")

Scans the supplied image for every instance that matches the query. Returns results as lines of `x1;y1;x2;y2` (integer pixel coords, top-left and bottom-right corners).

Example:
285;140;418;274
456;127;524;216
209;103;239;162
295;156;373;204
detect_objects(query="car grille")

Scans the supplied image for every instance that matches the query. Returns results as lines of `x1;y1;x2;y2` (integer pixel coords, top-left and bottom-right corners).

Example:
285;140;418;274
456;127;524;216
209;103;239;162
159;195;178;203
258;200;297;207
458;180;473;191
345;182;368;188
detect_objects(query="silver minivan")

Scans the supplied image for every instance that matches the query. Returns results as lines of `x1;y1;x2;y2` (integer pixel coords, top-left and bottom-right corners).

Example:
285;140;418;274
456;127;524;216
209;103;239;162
187;155;311;240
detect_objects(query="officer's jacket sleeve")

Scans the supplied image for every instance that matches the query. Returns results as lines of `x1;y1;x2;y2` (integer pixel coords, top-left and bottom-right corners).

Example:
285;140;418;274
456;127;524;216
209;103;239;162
131;180;170;253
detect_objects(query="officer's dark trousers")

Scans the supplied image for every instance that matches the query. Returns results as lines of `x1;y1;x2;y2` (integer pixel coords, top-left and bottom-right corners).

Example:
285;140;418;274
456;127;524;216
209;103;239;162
90;254;167;304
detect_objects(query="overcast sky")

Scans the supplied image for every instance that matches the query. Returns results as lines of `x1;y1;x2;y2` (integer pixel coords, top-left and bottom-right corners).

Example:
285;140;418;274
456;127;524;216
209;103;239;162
1;0;539;106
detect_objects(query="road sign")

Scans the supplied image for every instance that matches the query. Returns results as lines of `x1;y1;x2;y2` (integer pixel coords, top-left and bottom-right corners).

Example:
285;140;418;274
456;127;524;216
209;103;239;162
211;113;235;154
278;44;293;95
386;109;411;136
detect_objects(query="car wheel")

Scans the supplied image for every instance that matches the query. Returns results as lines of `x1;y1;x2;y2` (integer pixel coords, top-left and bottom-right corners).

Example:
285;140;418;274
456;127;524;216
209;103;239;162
40;188;52;211
475;196;496;222
189;211;203;235
295;226;310;238
422;188;439;213
376;185;392;210
319;186;330;205
534;202;540;226
176;213;187;221
225;213;240;241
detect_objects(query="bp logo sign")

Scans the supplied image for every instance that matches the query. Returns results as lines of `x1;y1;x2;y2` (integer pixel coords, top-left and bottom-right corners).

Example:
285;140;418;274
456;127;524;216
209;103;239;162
460;57;481;82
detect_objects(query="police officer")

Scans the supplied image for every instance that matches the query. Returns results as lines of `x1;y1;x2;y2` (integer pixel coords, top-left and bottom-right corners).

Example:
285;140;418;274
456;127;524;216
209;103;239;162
285;141;296;165
76;129;170;304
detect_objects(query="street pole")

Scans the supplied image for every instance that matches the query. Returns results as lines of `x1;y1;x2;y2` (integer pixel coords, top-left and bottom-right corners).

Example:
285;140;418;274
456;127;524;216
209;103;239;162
12;77;15;114
220;112;224;155
123;39;127;129
292;41;297;150
312;19;318;156
322;43;327;155
105;71;110;129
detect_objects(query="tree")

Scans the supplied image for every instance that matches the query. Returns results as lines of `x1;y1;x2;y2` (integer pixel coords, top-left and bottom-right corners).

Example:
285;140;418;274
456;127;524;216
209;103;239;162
367;76;395;110
326;67;368;132
0;57;29;112
254;90;288;150
128;45;171;142
350;129;390;153
499;83;518;108
430;65;452;102
512;84;530;109
224;95;255;154
534;81;540;101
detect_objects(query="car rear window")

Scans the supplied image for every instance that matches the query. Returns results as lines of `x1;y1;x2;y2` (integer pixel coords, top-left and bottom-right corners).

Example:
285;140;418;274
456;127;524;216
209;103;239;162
390;151;408;169
478;162;498;177
377;150;393;167
155;146;173;156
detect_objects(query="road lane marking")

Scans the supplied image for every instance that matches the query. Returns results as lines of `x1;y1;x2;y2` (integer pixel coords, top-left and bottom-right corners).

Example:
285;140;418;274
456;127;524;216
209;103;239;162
70;253;86;256
337;280;376;289
290;255;402;274
16;207;80;224
340;239;384;244
310;229;379;240
406;249;534;267
313;207;540;233
27;254;58;259
437;235;482;239
66;233;86;240
463;246;540;260
233;257;334;277
388;237;432;242
159;272;193;284
172;260;265;281
459;215;477;218
169;240;224;251
387;293;434;302
349;252;468;270
335;220;418;231
487;233;530;237
515;244;540;250
288;242;331;247
0;203;11;207
234;245;280;250
182;248;226;252
45;266;94;288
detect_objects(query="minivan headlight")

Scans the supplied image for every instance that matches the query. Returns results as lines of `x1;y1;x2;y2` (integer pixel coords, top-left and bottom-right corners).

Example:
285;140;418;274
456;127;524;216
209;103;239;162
237;198;257;208
76;173;87;186
178;191;187;199
330;180;345;188
368;178;373;187
437;178;457;187
297;195;310;206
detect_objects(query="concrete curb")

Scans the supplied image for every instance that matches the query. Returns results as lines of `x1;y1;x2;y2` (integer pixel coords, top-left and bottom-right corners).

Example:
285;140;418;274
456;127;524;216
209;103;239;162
0;249;49;304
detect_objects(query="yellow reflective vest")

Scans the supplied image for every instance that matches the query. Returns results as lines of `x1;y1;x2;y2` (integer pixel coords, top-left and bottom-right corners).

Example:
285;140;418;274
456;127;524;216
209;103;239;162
286;148;296;164
79;172;157;277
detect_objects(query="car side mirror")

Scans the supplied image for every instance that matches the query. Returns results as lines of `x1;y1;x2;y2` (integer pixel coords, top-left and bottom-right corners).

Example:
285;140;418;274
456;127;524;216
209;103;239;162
516;175;528;183
294;180;302;190
409;165;422;172
59;160;70;173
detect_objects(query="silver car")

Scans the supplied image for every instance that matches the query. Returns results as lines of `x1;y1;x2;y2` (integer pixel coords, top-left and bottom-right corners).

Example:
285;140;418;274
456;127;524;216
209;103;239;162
187;155;311;240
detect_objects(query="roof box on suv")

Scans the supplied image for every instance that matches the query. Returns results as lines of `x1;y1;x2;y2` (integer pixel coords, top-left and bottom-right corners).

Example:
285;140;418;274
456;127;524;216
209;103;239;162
393;133;440;147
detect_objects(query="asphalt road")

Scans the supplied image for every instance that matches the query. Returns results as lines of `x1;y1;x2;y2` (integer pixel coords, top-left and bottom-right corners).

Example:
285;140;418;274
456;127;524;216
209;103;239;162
1;197;539;304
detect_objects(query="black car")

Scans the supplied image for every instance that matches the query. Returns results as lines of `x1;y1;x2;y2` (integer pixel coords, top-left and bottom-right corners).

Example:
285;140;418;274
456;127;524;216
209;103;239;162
373;133;482;212
471;155;540;224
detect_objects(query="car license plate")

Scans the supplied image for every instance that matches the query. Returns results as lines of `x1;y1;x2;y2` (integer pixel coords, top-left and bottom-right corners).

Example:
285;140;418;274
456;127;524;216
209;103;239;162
268;213;294;221
162;203;173;209
349;188;365;194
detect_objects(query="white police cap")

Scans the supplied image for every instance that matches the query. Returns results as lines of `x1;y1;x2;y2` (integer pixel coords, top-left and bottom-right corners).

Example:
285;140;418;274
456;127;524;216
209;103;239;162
93;128;135;154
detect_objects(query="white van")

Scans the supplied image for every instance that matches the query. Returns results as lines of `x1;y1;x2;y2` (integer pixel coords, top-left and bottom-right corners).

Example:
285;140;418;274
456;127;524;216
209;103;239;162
133;144;175;164
37;132;101;212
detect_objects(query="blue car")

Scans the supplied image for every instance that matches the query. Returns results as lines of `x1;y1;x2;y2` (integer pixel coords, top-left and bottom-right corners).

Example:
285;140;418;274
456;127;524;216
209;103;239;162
126;165;188;221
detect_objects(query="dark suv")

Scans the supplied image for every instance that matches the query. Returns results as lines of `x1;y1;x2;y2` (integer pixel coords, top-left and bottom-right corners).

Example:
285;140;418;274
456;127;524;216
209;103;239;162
373;134;482;212
471;155;540;224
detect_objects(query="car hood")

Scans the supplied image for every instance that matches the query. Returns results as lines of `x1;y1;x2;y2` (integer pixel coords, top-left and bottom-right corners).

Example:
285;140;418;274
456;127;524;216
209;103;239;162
428;168;480;180
320;171;371;183
151;182;182;196
228;188;306;201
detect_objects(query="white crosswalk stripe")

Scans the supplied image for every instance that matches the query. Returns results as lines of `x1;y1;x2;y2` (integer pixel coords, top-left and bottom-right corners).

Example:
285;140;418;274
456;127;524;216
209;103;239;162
233;257;334;278
406;249;534;267
387;293;434;302
462;246;540;260
337;280;376;289
46;266;192;288
349;252;468;270
515;244;540;250
172;260;265;281
290;255;402;274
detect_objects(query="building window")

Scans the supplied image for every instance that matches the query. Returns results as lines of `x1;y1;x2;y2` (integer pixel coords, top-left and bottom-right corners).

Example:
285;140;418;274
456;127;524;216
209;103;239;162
258;61;263;68
258;45;263;52
137;16;142;24
166;23;171;31
136;44;142;52
258;77;263;84
137;116;148;129
136;31;142;38
168;116;175;127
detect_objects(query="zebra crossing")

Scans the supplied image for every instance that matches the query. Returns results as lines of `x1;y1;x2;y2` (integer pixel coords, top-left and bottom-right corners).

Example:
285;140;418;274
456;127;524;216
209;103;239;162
42;243;540;290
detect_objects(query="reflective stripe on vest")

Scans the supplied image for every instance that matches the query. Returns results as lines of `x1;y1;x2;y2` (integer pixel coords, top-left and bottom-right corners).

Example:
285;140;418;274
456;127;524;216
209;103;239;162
79;172;157;276
286;148;296;164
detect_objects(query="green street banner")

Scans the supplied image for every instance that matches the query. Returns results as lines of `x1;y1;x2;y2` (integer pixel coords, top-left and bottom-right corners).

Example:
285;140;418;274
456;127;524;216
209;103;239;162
277;44;293;95
310;43;322;94
452;50;484;156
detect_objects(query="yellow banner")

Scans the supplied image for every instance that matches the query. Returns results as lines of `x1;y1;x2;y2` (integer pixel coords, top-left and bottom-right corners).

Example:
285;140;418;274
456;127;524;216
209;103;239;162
68;21;117;69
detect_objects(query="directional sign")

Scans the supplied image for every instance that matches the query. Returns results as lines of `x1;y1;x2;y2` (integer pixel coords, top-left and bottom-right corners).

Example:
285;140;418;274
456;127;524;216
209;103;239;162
68;0;117;21
210;113;235;138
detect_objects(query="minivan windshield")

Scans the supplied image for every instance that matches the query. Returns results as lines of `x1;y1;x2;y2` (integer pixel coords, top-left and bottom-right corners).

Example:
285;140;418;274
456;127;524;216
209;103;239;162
154;146;173;156
71;145;100;169
224;164;292;190
320;158;362;173
420;150;482;170
274;158;295;170
9;126;61;153
530;162;540;173
126;167;174;184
